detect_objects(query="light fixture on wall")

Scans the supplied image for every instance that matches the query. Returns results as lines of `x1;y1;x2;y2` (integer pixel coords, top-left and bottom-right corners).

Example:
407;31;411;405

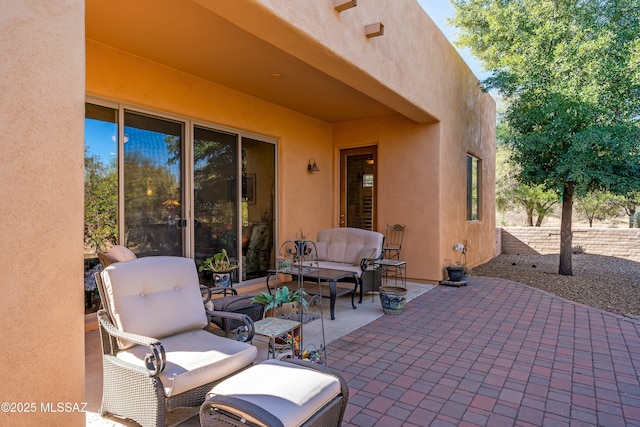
307;159;320;173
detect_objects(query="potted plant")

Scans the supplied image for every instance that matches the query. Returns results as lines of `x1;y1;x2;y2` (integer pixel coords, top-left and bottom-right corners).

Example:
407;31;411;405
444;242;469;282
445;261;466;282
251;285;309;317
294;228;310;257
199;248;238;287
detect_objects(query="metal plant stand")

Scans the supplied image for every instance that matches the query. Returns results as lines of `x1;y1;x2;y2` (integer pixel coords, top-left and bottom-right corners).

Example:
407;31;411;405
270;240;327;364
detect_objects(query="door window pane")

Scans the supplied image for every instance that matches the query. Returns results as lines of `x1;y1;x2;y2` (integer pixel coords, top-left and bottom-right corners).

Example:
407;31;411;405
193;126;238;272
242;138;276;280
346;154;375;230
124;111;183;256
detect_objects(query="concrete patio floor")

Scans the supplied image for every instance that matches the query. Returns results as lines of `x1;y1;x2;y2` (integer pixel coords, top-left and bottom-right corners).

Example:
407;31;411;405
85;277;640;426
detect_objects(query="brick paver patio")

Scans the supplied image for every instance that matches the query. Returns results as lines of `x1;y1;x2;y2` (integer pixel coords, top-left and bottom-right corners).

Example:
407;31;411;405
329;277;640;426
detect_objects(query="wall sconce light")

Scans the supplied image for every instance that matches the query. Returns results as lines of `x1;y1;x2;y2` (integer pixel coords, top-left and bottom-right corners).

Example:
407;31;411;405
365;22;384;38
307;159;320;173
334;0;357;12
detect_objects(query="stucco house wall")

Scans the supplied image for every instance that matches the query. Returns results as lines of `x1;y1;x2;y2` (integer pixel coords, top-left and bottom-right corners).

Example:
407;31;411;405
1;0;86;425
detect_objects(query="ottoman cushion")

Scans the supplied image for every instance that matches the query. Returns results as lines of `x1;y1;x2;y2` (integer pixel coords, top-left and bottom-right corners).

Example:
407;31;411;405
207;359;341;426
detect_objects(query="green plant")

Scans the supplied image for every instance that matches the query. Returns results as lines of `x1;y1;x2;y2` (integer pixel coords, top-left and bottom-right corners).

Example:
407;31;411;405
295;228;308;241
251;286;309;311
198;249;238;273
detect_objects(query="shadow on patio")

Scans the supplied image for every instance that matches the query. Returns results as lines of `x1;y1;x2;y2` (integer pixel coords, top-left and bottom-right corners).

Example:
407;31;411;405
86;277;640;426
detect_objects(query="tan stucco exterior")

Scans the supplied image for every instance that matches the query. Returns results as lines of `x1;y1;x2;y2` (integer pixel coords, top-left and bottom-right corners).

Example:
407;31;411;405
2;0;494;423
1;0;86;425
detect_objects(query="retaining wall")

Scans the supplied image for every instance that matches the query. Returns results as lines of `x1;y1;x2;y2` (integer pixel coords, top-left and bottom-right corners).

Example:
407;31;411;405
500;227;640;262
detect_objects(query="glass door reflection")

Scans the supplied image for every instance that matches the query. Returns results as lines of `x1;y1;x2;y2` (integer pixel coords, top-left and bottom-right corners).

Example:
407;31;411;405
193;127;238;276
123;111;183;256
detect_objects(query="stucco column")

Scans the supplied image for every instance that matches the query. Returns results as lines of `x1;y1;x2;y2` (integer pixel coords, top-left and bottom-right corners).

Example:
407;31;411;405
0;1;85;425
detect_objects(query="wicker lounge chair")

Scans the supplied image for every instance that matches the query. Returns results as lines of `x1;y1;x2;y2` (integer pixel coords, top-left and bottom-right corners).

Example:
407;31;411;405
95;256;258;427
99;246;263;341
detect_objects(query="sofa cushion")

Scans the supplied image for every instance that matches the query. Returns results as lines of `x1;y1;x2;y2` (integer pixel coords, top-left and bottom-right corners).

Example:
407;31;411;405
313;240;328;261
117;329;257;397
100;256;208;349
354;247;377;265
318;228;384;264
208;359;341;426
327;241;347;263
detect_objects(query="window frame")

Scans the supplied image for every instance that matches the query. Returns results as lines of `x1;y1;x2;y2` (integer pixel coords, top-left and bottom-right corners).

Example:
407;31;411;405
466;154;481;221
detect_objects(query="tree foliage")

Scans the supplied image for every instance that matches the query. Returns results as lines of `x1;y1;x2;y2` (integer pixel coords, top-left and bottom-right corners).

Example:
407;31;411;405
611;191;640;227
496;143;558;226
451;0;640;275
84;152;117;252
575;190;620;227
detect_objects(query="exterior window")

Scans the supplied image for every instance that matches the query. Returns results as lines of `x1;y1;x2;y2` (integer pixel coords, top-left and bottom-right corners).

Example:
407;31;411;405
467;154;480;221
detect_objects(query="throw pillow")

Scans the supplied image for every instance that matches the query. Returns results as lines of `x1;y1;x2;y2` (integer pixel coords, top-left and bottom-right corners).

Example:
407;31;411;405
107;245;137;262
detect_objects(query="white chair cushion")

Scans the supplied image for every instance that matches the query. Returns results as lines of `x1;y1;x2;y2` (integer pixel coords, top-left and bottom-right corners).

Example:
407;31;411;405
208;359;341;426
118;329;257;397
106;245;137;262
100;256;208;349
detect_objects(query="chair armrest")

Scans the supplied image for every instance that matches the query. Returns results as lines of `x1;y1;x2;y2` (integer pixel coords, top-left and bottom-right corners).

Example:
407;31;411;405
360;253;383;272
97;310;166;375
205;309;255;342
201;285;212;304
211;287;238;296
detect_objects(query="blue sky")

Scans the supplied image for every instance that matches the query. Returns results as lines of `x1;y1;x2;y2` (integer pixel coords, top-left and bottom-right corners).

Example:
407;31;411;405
416;0;490;80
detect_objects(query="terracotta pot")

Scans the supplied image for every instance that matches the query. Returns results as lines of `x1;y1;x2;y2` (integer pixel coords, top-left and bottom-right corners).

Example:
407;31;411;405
277;301;303;317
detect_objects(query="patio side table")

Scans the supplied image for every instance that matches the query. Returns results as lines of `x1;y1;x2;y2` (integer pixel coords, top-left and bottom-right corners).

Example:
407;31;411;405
373;259;407;288
253;317;302;359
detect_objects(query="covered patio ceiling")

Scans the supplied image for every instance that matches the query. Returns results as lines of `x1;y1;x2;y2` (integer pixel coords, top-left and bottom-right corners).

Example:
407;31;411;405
86;0;409;123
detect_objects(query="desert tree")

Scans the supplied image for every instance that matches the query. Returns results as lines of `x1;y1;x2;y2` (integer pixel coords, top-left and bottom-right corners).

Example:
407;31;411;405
451;0;640;275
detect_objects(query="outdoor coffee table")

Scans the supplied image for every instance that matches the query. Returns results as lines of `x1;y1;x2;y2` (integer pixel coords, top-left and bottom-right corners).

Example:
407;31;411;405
267;267;358;320
292;268;358;320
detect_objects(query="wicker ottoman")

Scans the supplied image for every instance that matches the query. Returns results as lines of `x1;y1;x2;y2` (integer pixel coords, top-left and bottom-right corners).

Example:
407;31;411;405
200;359;349;427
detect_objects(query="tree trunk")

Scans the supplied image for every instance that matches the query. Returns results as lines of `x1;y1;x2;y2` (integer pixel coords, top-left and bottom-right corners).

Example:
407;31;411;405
535;215;544;227
559;183;574;276
630;209;636;228
526;207;534;226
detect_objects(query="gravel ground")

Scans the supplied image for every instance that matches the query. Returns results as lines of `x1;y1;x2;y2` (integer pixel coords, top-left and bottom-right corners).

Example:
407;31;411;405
472;253;640;319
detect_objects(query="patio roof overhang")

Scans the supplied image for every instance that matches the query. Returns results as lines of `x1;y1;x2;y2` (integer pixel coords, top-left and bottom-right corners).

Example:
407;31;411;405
86;0;437;124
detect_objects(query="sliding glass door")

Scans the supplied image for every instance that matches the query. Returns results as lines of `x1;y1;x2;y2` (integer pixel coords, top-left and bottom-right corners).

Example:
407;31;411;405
84;101;277;282
193;126;238;268
241;137;275;280
123;111;184;256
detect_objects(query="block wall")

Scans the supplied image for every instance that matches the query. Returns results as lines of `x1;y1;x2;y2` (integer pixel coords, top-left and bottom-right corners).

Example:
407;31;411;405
500;227;640;262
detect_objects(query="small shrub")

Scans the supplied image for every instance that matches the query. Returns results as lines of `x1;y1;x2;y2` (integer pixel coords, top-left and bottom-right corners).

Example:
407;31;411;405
572;245;586;255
